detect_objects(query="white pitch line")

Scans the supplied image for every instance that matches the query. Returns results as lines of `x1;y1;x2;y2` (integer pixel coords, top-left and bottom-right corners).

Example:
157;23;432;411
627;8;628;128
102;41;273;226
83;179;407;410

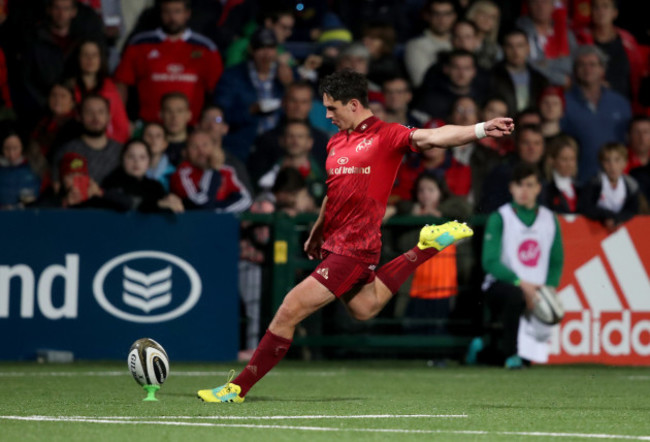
0;370;340;377
1;416;650;440
68;414;467;420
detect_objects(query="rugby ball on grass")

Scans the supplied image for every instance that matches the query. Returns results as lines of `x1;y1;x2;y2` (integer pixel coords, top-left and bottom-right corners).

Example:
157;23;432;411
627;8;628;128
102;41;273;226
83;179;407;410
128;338;169;386
532;286;564;325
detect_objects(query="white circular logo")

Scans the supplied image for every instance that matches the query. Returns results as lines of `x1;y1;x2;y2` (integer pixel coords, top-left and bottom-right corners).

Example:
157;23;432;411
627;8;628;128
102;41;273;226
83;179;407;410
337;157;349;165
93;251;202;323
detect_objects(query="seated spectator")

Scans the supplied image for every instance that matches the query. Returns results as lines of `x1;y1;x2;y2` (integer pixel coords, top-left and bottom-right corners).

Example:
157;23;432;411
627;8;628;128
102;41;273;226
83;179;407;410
27;82;79;178
479;124;547;213
415;49;487;120
0;131;40;208
170;130;252;212
489;28;549;116
69;39;130;143
18;0;105;122
257;120;326;204
575;0;645;111
160;92;192;166
625;116;650;173
465;0;503;70
561;45;632;183
516;0;578;87
214;27;288;163
480;96;514;155
248;81;330;183
270;166;317;216
382;76;428;127
52;94;122;186
468;163;564;368
143;122;175;192
544;134;581;213
31;152;107;208
113;0;223;126
538;86;566;142
198;105;253;195
579;142;640;232
396;170;472;220
404;0;455;88
361;21;404;88
102;139;184;213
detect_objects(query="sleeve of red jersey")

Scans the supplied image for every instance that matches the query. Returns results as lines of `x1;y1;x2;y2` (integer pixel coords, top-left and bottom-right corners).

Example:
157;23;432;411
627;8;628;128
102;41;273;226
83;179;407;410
169;170;188;199
204;48;224;92
386;123;418;153
113;45;138;86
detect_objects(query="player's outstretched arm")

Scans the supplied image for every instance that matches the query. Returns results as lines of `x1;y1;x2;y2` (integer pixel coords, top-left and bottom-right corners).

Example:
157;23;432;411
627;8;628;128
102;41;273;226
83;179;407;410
412;117;515;151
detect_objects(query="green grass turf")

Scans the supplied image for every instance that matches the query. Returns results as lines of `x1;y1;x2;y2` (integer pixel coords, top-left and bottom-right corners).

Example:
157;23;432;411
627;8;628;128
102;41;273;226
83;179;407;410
0;360;649;441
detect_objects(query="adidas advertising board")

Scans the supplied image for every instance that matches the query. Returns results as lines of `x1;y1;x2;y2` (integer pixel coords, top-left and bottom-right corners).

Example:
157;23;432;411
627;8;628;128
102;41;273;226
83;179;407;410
0;211;239;361
548;217;650;365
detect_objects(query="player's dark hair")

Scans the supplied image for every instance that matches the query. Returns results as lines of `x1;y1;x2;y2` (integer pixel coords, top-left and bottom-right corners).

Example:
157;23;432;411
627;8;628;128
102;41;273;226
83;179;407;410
510;162;541;184
319;69;369;107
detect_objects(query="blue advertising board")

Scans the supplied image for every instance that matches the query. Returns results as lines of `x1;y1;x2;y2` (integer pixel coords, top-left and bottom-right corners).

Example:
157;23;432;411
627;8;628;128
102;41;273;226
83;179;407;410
0;210;239;361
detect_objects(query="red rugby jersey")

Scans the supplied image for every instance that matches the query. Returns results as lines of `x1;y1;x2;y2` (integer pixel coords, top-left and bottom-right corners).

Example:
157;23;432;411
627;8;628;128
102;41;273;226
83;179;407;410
114;28;223;124
322;116;416;263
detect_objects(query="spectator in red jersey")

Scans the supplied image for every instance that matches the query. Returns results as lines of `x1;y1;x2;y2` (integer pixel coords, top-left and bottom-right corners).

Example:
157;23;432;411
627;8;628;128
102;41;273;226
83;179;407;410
213;27;288;163
625;116;650;173
159;91;192;166
544;134;581;213
27;82;79;179
197;70;514;403
0;47;14;122
114;0;223;126
68;39;130;143
170;130;251;212
575;0;645;112
516;0;578;87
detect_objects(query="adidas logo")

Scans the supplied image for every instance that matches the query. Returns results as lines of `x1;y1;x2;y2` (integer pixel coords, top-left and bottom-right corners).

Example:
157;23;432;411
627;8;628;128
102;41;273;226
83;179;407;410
316;267;329;280
549;226;650;361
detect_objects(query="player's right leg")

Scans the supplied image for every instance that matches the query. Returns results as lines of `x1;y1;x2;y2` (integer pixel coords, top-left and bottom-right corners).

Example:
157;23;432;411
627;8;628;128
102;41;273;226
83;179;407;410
197;276;336;403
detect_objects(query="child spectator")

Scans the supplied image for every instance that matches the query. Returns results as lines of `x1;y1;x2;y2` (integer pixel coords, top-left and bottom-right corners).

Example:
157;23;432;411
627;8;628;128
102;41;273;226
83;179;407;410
469;163;564;368
102;139;184;213
538;86;566;142
544;135;581;213
579;142;640;231
69;39;130;143
143;122;175;192
160;92;193;166
0;131;40;208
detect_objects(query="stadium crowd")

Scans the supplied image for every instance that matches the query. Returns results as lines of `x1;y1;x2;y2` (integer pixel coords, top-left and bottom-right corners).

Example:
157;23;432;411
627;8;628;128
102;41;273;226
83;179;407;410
1;0;650;360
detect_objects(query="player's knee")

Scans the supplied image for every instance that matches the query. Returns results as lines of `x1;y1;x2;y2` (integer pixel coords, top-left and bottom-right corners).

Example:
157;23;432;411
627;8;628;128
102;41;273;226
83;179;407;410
274;298;302;327
349;304;378;321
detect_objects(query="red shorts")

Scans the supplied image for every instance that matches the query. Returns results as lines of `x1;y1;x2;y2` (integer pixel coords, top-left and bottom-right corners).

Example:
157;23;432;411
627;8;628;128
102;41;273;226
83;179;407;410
311;251;376;298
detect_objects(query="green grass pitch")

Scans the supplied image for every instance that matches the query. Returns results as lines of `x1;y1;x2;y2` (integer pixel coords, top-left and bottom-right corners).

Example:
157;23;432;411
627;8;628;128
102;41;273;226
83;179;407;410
1;360;649;441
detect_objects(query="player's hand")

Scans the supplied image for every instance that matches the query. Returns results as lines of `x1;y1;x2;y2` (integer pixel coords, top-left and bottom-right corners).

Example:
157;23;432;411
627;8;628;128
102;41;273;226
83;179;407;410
304;226;324;260
484;118;515;138
520;280;540;311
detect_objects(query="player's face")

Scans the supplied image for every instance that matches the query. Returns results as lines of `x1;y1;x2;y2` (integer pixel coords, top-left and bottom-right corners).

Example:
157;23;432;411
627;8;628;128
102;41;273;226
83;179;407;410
161;1;190;35
510;175;541;208
123;142;151;178
552;146;577;178
323;94;356;131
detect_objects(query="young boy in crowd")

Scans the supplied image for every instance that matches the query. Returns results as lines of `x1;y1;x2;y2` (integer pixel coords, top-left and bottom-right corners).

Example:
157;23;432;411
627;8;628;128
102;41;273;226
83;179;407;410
579;142;640;232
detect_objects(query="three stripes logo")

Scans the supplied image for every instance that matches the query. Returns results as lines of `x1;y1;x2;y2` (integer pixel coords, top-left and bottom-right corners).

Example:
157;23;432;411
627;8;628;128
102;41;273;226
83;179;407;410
548;225;650;363
122;266;172;313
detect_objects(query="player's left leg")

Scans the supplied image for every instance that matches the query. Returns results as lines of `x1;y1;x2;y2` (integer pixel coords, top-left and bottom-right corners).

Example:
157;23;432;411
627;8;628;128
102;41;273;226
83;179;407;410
344;221;473;320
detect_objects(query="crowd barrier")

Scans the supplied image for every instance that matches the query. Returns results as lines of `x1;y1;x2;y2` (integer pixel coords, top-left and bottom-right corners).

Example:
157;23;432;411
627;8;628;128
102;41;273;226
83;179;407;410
0;210;240;361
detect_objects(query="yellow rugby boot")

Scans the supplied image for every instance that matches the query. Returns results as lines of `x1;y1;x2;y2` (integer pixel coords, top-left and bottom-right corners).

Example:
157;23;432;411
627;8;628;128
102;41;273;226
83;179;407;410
197;370;245;403
417;221;474;251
